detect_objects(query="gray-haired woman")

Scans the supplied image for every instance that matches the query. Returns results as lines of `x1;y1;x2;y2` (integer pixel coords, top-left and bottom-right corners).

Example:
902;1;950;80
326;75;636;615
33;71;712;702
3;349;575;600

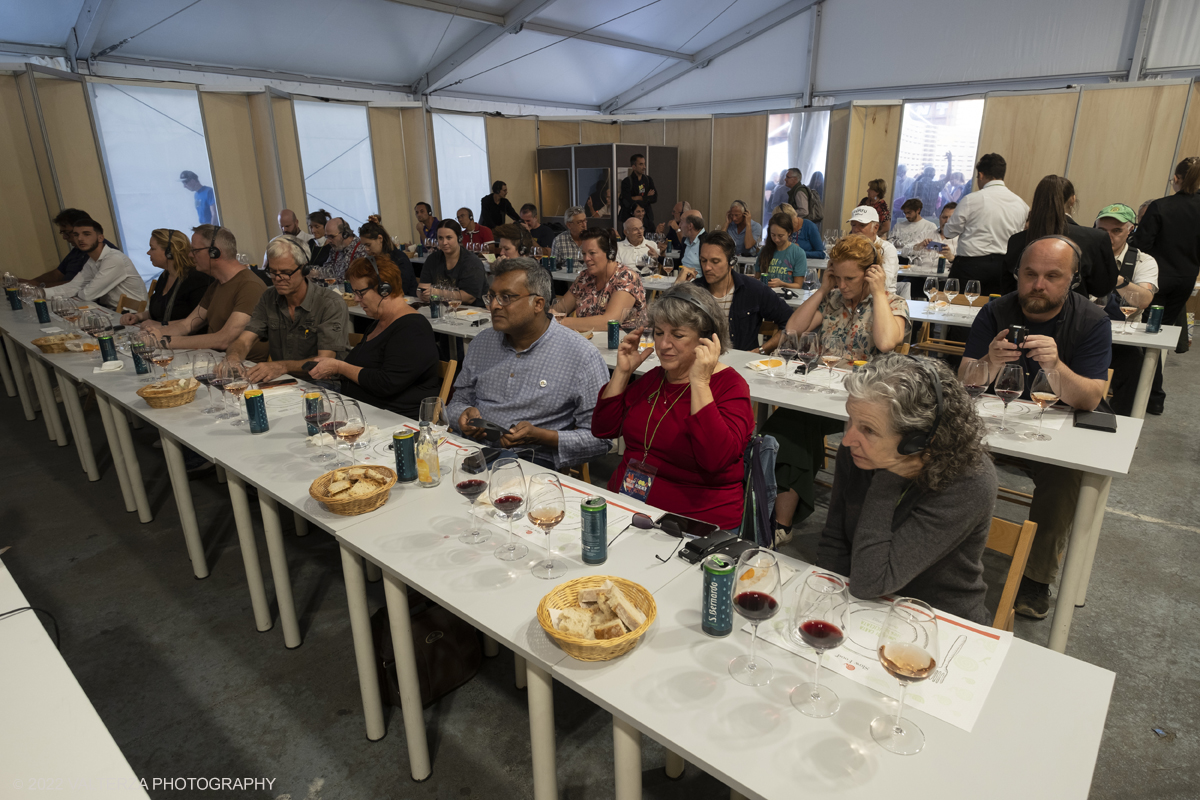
817;354;997;625
592;284;754;531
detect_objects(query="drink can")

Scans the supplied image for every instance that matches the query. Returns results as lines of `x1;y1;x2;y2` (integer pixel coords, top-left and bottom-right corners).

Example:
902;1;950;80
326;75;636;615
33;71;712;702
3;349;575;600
430;295;441;319
937;257;946;274
394;429;418;483
131;341;151;375
303;391;322;435
548;256;557;272
564;258;574;273
98;334;118;362
34;299;50;323
988;294;1001;303
5;287;20;310
701;553;736;637
580;496;607;565
607;319;620;349
244;389;269;434
1145;304;1164;333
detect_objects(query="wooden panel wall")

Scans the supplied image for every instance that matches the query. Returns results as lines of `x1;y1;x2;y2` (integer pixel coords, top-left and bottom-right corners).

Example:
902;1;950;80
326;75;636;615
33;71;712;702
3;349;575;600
485;116;538;215
665;119;711;223
400;108;435;240
710;115;767;230
538;120;581;146
0;75;61;276
1172;83;1200;184
34;75;117;246
270;95;307;220
368;106;410;243
248;92;285;243
977;92;1078;203
581;120;620;144
1069;83;1191;222
840;104;901;228
621;121;666;146
823;107;850;236
200;92;269;265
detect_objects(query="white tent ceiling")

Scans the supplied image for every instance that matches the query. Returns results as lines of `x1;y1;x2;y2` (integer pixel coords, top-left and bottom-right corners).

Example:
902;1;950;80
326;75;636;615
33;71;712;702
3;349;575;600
1;0;1197;114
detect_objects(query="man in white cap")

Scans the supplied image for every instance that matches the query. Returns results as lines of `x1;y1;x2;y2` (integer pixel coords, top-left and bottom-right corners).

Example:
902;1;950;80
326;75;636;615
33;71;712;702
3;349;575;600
848;205;899;292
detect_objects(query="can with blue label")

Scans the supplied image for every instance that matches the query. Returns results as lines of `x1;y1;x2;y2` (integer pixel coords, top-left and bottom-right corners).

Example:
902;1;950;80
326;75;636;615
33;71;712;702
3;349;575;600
303;391;323;435
34;299;50;323
564;258;574;273
937;257;946;274
607;319;620;349
547;256;557;272
1145;304;1164;333
580;496;607;565
416;243;425;257
131;341;151;375
393;429;418;482
701;553;736;637
6;287;21;310
97;334;118;362
244;389;269;434
429;293;442;319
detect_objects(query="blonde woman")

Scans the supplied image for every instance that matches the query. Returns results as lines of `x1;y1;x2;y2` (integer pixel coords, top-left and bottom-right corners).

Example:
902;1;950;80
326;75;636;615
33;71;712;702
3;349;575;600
120;228;213;325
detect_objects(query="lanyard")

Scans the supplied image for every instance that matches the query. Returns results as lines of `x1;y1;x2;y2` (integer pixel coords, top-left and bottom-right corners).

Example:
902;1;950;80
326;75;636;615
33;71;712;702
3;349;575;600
642;376;689;459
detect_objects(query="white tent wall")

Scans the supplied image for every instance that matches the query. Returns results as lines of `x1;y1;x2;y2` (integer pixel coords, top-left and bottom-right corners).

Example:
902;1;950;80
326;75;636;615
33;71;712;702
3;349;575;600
1146;0;1200;73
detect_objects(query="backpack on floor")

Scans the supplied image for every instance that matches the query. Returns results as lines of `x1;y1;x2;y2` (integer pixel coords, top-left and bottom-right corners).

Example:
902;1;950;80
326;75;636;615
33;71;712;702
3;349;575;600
370;591;482;708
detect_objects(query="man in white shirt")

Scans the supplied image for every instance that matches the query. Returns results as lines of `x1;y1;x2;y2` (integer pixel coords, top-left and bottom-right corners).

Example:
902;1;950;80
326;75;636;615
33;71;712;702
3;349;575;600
848;206;899;292
262;209;313;267
942;153;1029;296
890;198;939;268
44;218;145;309
616;217;660;268
920;201;959;261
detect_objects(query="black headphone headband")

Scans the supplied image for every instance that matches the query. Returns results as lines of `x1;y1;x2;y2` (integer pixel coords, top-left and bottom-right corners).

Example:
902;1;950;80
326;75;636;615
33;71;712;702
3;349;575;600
364;254;391;298
897;355;944;456
207;225;222;260
658;289;717;341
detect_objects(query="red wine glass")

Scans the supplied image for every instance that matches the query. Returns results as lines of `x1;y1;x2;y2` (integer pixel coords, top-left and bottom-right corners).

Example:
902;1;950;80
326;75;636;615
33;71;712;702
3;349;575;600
454;446;491;545
993;363;1024;433
789;572;850;718
490;458;528;561
728;549;781;686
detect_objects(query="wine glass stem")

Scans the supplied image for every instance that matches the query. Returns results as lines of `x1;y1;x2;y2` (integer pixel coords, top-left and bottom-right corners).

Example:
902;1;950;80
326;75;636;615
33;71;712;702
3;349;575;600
828;367;836;391
1037;408;1046;436
469;499;477;535
812;650;823;697
1000;403;1008;430
748;622;759;667
545;530;553;560
507;514;515;551
894;683;909;733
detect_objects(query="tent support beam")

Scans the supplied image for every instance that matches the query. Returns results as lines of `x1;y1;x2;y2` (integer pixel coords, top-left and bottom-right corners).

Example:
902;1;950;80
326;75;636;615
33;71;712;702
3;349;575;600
1127;0;1156;82
66;0;115;70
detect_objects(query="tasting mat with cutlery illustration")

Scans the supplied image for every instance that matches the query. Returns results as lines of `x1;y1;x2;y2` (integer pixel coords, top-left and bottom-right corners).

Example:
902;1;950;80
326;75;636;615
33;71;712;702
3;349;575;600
750;571;1013;732
976;398;1071;432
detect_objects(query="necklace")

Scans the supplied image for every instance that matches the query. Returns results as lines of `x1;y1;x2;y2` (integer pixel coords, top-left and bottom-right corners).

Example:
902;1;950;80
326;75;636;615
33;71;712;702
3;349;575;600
642;376;689;458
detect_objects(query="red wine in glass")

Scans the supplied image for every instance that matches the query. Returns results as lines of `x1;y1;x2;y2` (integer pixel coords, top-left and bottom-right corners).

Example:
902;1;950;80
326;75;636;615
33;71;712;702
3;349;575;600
996;389;1021;404
195;373;215;386
209;377;231;391
964;383;985;399
734;591;778;621
493;494;523;515
304;411;331;427
798;620;845;651
455;479;488;501
321;420;346;435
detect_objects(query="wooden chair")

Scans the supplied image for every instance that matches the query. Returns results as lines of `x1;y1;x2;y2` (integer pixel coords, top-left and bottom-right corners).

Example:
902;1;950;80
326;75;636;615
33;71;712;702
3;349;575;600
437;359;457;405
348;333;363;346
986;517;1037;631
117;294;147;315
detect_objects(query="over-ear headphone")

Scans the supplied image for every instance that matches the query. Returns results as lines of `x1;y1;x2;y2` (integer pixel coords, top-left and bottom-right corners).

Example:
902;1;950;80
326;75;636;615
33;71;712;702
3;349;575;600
207;225;222;260
366;254;391;298
165;229;177;260
897;356;944;456
1015;234;1083;290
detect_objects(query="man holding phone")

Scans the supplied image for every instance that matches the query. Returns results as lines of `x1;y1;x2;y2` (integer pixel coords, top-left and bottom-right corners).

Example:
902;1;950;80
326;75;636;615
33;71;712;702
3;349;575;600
957;236;1112;620
448;258;611;469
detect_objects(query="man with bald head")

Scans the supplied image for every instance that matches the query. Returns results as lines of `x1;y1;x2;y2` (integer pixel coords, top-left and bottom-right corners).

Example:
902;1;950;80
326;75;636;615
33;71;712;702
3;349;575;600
324;216;370;280
959;235;1112;620
616;216;659;268
261;209;314;267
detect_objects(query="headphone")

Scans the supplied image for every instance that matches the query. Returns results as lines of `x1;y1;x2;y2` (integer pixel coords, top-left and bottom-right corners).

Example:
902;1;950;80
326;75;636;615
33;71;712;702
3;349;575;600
164;229;177;260
662;288;718;341
897;356;944;456
207;225;223;260
269;234;312;277
366;254;391;298
1015;234;1084;290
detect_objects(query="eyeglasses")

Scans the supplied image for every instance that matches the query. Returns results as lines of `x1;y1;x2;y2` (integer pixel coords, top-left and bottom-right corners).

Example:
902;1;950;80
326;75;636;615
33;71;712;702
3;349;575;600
350;287;374;299
483;292;534;308
267;265;304;280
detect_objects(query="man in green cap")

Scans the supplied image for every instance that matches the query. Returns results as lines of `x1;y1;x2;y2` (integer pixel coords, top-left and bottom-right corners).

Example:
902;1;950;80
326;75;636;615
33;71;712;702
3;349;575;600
1095;202;1159;414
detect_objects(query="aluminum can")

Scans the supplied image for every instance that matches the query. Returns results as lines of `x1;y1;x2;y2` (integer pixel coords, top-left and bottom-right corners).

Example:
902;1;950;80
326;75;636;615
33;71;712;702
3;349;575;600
1145;304;1164;333
34;299;50;323
131;341;151;375
607;319;620;349
937;257;946;274
303;391;323;435
580;496;607;565
5;287;20;310
244;389;269;434
701;553;736;637
430;294;442;318
97;334;118;362
564;258;575;273
393;429;418;483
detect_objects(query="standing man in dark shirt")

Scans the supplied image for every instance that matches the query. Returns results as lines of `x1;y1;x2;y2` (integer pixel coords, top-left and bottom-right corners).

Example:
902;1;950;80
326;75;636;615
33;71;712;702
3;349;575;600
519;204;557;249
28;209;95;287
479;181;521;229
958;236;1112;620
619;153;657;231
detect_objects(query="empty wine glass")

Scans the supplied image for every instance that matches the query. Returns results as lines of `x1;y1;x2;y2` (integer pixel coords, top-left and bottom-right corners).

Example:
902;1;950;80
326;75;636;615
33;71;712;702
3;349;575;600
993;362;1024;433
795;331;820;389
728;548;781;686
943;278;960;309
419;396;448;444
527;472;566;579
1023;369;1060;442
789;572;850;718
18;284;37;321
775;330;799;387
962;360;989;413
871;597;940;756
454;446;491;545
490;458;528;562
922;276;938;303
964;280;981;305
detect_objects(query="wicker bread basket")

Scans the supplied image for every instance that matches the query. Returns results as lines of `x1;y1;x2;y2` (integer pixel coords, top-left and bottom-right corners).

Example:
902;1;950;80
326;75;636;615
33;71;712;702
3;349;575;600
135;378;199;409
309;464;397;516
31;334;81;354
537;576;657;662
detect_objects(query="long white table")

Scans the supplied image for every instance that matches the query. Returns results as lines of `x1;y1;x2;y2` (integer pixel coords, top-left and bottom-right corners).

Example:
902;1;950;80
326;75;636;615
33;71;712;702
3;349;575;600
0;559;151;799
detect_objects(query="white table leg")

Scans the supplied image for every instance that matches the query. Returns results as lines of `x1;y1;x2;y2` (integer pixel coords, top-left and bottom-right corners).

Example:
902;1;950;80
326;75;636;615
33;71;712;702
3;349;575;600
1047;471;1105;653
338;545;386;741
730;789;749;800
57;371;99;480
1130;347;1158;419
0;334;15;398
665;749;685;779
514;653;527;689
482;634;500;657
27;358;60;443
258;494;301;649
160;434;208;579
2;335;35;421
94;394;136;513
292;511;309;537
215;465;227;484
383;571;432;780
109;402;152;523
226;474;273;632
613;715;641;800
364;561;382;582
526;663;557;800
1075;476;1113;608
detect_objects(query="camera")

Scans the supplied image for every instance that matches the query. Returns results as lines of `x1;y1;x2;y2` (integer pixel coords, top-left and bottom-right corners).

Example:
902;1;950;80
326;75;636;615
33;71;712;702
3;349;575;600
1006;325;1027;346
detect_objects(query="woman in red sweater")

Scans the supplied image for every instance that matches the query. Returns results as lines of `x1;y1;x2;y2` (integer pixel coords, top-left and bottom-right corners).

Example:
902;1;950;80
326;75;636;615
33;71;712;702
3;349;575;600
592;284;755;530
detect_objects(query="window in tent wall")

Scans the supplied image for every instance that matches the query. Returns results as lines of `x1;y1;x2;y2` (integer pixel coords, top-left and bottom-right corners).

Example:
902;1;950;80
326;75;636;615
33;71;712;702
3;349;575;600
431;113;491;227
294;100;379;231
763;110;830;223
894;99;985;221
89;82;216;284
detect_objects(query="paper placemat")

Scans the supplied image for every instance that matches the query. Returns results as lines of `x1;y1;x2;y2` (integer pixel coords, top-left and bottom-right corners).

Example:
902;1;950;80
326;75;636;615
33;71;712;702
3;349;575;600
977;397;1070;432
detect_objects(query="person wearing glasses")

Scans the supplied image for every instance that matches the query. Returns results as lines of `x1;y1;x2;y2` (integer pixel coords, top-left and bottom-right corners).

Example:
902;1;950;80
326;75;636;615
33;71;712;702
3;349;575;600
224;235;350;383
725;200;762;257
139;225;268;358
551;206;588;263
307;256;440;417
449;258;611;469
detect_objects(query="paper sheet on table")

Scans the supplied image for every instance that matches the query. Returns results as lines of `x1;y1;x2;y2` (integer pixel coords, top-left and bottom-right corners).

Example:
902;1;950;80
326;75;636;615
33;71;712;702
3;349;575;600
755;363;848;391
751;572;1011;732
976;397;1070;432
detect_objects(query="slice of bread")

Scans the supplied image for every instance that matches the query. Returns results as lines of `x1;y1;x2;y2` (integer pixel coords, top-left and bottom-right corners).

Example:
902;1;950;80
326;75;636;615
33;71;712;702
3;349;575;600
608;584;647;631
577;586;603;605
556;608;595;639
593;619;627;640
328;480;352;496
346;480;377;498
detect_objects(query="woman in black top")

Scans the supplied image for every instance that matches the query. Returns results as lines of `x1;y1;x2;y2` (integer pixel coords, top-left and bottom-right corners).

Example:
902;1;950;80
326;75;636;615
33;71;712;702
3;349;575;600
307;255;441;418
418;220;489;308
358;219;418;296
119;228;213;326
308;209;332;266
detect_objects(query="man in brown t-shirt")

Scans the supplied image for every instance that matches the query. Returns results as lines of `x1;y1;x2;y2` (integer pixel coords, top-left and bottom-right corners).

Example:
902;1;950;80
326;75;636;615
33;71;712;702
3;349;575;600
144;225;269;360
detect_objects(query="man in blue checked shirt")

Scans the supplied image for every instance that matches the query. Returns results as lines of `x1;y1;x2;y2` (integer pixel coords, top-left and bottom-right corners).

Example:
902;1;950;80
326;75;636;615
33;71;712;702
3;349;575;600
449;257;612;469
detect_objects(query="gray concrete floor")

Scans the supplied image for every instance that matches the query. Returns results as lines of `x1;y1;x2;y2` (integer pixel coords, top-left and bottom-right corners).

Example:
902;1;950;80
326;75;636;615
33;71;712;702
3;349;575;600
1;352;1197;799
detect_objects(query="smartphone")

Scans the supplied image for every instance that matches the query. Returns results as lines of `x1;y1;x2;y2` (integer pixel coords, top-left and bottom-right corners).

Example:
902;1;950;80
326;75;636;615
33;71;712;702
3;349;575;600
1006;325;1027;346
258;378;297;389
467;418;506;443
655;512;720;539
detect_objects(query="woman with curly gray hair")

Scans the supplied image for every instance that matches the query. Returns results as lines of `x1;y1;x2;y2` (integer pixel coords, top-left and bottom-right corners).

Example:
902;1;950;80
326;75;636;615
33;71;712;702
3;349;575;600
816;354;996;624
